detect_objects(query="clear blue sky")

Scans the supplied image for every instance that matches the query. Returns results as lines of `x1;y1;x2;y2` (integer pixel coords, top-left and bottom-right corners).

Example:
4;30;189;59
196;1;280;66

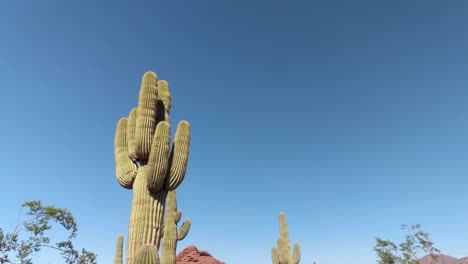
1;1;468;264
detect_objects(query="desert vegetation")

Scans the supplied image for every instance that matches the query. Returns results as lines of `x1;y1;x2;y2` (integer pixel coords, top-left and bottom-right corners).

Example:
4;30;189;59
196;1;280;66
0;201;96;264
0;71;446;264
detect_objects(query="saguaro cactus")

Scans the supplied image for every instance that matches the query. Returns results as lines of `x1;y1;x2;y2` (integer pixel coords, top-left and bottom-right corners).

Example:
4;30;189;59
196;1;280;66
114;235;123;264
114;71;191;264
271;212;301;264
161;190;191;264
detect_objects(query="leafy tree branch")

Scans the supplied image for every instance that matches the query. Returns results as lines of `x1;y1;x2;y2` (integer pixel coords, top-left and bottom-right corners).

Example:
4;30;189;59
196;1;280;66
374;224;440;264
0;201;97;264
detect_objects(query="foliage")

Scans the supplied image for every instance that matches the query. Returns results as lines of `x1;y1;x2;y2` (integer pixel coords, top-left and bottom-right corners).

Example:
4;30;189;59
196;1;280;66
0;201;97;264
374;224;440;264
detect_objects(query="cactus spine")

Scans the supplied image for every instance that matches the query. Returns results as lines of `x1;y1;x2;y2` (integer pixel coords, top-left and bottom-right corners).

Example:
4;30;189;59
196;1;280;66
271;212;301;264
161;190;191;264
114;72;191;264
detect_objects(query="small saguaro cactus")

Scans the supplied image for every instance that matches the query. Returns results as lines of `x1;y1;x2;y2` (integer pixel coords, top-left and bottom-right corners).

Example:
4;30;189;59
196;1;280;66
114;71;191;264
114;235;124;264
271;212;301;264
161;190;191;264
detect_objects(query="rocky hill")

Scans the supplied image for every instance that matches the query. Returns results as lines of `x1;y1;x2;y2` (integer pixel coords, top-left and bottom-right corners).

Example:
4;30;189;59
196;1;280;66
176;245;225;264
419;254;468;264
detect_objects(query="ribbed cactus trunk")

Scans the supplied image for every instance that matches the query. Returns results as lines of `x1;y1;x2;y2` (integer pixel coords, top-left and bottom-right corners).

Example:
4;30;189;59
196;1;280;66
114;71;191;264
127;174;167;262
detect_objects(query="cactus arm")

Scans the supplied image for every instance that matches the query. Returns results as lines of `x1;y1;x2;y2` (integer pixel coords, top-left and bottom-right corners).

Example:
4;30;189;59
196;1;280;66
134;71;159;161
293;242;301;264
174;211;182;223
164;121;191;191
146;121;171;193
127;108;138;162
135;244;160;264
115;118;137;189
272;247;279;264
177;219;191;240
114;235;123;264
156;80;171;123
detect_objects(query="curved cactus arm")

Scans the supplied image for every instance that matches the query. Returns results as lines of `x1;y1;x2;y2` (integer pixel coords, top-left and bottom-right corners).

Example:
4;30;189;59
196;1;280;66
135;244;160;264
164;121;191;191
156;80;171;124
177;219;191;240
134;71;159;161
114;235;123;264
293;242;301;264
146;121;171;193
271;247;279;264
115;118;137;189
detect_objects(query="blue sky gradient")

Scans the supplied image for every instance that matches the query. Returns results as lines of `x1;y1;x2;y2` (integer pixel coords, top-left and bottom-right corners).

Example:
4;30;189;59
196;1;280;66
1;1;468;263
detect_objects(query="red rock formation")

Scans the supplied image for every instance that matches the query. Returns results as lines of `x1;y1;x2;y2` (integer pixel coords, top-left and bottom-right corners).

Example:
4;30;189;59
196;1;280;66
176;245;225;264
419;254;468;264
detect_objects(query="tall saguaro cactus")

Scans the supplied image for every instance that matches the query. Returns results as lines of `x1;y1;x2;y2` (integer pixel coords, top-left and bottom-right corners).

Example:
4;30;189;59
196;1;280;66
114;71;191;264
271;212;301;264
161;190;191;264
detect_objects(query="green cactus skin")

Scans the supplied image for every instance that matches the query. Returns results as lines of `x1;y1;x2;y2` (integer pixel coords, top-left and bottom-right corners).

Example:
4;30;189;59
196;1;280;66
272;247;280;264
114;235;123;264
271;212;301;264
132;72;159;161
135;244;160;264
161;190;191;264
114;72;191;264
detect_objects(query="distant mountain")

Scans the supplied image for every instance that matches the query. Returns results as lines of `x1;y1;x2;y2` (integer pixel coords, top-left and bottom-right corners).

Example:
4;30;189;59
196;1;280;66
419;254;468;264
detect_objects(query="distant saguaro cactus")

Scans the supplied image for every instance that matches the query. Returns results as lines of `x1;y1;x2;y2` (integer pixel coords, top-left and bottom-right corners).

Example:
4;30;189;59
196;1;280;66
114;71;191;264
161;190;191;264
114;235;123;264
271;212;301;264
